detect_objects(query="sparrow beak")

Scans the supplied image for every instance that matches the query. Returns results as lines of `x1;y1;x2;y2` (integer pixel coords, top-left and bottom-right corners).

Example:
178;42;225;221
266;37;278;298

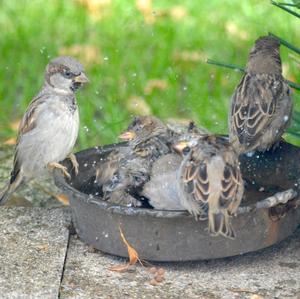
173;141;189;153
74;72;89;84
119;130;136;141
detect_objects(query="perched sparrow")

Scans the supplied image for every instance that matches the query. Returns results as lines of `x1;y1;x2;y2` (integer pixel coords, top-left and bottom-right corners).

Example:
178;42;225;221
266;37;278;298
229;36;293;154
175;134;244;239
100;116;174;206
0;56;89;204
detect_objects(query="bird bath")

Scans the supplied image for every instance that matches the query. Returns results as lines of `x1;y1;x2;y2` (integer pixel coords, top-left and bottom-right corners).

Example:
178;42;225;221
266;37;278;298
54;142;300;262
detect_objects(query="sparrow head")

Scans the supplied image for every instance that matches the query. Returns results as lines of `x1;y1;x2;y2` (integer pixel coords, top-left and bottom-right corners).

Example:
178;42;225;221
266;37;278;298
45;56;89;93
119;116;167;142
247;36;282;74
173;134;232;158
172;133;200;155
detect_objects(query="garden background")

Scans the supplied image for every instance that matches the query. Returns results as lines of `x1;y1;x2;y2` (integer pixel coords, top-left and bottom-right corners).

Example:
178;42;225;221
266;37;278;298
0;0;299;149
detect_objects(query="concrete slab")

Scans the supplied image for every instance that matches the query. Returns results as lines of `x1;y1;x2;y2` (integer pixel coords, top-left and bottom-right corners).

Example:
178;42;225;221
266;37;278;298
0;207;70;299
61;228;300;299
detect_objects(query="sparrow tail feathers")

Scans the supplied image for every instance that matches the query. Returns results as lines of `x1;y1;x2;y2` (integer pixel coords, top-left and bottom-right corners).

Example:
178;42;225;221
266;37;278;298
209;212;236;239
0;172;23;205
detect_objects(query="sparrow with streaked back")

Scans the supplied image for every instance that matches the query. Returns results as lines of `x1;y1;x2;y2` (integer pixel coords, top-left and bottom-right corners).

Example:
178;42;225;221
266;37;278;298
175;134;244;239
229;35;293;154
0;56;89;204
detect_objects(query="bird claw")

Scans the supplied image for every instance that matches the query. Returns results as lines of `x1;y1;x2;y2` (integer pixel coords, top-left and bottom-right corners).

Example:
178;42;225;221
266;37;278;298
48;162;71;180
68;153;79;175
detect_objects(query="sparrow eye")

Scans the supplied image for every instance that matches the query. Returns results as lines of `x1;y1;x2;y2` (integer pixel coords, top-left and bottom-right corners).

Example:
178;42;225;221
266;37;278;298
63;69;73;79
182;146;191;155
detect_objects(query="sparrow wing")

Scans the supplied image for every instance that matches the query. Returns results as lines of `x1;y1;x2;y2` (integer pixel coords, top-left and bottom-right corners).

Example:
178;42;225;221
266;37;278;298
231;73;285;148
220;163;243;213
182;158;210;205
11;94;47;183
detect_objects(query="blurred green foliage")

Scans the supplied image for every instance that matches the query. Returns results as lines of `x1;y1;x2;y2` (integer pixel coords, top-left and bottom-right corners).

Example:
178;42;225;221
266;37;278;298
0;0;299;149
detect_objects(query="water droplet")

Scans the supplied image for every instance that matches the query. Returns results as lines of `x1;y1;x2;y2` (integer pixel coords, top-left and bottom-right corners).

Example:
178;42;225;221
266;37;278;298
39;46;46;54
246;151;254;157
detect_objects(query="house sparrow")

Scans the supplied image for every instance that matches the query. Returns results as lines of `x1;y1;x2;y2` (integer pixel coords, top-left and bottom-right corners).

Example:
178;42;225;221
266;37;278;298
229;36;293;154
94;147;144;207
175;134;244;239
100;116;175;206
0;56;89;205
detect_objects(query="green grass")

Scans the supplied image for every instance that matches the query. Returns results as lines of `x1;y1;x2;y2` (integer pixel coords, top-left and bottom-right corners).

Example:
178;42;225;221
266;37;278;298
0;0;299;149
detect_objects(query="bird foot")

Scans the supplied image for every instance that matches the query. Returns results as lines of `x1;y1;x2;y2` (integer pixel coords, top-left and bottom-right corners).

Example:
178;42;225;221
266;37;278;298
48;162;71;180
68;153;79;175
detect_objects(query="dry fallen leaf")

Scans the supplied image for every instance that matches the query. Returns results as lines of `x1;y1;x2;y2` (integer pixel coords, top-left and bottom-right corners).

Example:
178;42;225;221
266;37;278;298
108;227;167;282
225;21;248;40
119;226;139;265
36;244;49;252
169;5;187;21
136;0;152;14
55;194;70;206
76;0;111;20
144;79;168;95
127;96;152;116
135;0;156;24
4;195;33;207
173;50;206;63
10;119;21;131
59;44;102;66
108;226;141;272
4;137;17;145
108;263;130;273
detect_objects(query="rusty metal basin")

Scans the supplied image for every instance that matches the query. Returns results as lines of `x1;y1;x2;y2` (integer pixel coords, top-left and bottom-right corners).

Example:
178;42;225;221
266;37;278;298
54;142;300;262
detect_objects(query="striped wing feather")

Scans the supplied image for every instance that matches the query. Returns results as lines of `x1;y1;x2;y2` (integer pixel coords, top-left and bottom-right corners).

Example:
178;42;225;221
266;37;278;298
231;73;283;148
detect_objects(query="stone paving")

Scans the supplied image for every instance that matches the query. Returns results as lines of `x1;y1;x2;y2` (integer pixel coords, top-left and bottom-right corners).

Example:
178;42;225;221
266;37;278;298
0;207;299;299
1;146;300;299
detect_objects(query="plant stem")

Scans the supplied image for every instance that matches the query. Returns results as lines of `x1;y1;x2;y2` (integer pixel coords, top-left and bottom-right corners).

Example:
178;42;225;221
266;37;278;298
269;32;300;55
206;59;300;90
271;1;300;18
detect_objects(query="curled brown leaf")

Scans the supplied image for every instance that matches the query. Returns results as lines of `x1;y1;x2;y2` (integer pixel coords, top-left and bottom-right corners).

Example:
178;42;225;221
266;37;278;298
59;44;102;66
144;79;168;95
